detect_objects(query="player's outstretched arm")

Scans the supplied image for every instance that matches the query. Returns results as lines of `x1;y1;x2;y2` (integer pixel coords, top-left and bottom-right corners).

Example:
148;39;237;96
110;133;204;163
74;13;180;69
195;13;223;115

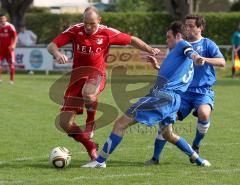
130;36;160;55
47;42;68;64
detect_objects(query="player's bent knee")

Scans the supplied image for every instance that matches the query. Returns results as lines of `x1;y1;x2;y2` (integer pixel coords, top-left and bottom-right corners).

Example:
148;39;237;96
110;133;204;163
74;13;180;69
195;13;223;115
113;121;125;134
162;130;179;143
162;131;172;141
197;106;211;121
198;112;210;121
83;93;97;103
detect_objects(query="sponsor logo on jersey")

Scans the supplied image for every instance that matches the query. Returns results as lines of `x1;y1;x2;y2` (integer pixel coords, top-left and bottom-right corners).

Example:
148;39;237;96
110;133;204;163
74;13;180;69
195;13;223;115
76;44;102;54
96;38;103;45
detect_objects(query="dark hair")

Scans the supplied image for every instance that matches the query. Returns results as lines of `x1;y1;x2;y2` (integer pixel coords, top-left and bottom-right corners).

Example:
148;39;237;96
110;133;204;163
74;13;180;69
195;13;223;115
84;6;101;18
167;21;187;39
185;14;206;31
0;12;6;17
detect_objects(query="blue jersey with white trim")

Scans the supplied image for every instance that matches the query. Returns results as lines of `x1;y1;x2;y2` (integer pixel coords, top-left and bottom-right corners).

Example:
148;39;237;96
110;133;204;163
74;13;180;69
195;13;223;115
152;40;194;94
187;38;224;92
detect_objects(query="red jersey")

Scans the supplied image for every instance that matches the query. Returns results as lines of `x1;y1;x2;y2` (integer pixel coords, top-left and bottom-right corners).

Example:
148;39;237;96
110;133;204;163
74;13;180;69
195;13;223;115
52;23;131;74
0;22;17;53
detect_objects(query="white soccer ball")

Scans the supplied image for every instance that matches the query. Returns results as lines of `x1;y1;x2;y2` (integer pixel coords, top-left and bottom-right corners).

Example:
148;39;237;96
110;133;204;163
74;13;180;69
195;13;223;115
49;147;71;168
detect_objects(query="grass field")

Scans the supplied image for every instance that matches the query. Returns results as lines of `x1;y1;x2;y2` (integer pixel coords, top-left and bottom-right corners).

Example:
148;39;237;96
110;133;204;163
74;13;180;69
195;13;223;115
0;70;240;185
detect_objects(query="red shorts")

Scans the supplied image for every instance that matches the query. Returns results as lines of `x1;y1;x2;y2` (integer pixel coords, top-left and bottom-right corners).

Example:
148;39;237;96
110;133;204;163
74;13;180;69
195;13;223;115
0;50;15;65
60;73;106;114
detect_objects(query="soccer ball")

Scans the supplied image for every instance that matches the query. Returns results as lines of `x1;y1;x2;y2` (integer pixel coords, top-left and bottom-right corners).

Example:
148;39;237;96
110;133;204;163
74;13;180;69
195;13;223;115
49;147;71;168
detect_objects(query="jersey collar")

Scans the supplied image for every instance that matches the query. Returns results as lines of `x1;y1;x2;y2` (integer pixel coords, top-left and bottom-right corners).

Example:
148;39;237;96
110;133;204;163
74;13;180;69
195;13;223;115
85;24;99;36
189;36;204;44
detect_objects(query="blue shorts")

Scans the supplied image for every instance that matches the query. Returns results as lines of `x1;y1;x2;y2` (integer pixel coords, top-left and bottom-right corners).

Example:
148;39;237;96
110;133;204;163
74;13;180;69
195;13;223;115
126;91;181;126
177;89;215;121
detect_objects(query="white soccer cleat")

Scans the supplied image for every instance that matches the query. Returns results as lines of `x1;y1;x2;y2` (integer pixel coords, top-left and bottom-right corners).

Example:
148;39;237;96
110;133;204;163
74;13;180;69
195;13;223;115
201;160;211;167
81;160;106;168
0;79;2;83
9;80;14;85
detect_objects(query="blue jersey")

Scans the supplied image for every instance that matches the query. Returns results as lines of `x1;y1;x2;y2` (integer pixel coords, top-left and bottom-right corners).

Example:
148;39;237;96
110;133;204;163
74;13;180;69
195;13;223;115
187;38;224;92
152;40;195;94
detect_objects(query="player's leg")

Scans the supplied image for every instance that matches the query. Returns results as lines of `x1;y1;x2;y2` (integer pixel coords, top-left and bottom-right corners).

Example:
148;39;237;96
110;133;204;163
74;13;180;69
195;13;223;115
161;124;211;166
191;91;214;156
60;79;98;160
145;125;166;165
0;55;4;82
6;51;15;83
146;94;193;165
58;111;98;160
82;74;105;137
192;104;211;153
82;93;173;168
82;114;135;167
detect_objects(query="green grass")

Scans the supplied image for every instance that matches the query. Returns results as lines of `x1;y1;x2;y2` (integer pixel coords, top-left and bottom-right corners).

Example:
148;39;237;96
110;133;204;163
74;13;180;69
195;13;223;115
0;72;240;185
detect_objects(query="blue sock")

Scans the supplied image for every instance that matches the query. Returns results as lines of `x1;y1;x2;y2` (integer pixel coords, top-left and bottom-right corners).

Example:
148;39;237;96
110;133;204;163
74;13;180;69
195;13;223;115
153;138;167;161
175;137;195;157
97;132;122;163
176;137;204;165
192;120;210;147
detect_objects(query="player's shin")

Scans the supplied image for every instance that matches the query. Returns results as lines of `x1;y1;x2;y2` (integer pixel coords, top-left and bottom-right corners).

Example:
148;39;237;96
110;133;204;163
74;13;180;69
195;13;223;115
97;132;123;163
152;127;167;161
192;119;210;149
175;137;205;165
9;64;15;81
85;100;98;134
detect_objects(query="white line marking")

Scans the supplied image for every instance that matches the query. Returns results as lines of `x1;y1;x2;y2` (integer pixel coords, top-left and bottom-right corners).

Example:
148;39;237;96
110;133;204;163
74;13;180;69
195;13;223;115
200;168;240;174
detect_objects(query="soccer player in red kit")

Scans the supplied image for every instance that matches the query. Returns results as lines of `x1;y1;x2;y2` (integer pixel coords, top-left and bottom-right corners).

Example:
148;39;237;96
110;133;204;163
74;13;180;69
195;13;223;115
47;6;160;161
0;13;18;84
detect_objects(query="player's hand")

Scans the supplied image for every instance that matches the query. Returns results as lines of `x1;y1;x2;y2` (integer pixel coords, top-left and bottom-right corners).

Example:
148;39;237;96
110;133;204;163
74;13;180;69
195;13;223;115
192;54;205;65
54;52;68;64
146;55;160;70
151;48;161;56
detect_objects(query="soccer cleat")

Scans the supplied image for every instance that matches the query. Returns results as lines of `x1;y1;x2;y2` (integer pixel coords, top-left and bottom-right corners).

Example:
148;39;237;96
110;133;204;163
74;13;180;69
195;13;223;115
145;158;159;166
201;159;211;167
0;79;2;83
9;80;14;85
189;145;199;163
81;160;106;168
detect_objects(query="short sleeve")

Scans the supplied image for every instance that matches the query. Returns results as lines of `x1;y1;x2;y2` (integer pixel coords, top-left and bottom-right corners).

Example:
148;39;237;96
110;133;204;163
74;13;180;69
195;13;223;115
9;24;17;38
52;26;76;47
107;27;131;45
207;40;224;58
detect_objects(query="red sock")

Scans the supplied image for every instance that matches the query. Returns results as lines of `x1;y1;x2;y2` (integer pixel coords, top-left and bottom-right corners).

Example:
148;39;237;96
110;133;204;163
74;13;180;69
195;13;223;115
67;123;97;159
67;123;89;141
85;100;98;132
9;64;15;81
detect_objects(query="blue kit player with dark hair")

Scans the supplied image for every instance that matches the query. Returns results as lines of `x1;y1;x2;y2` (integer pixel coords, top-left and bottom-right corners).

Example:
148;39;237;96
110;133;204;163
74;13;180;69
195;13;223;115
82;21;211;168
146;14;226;166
